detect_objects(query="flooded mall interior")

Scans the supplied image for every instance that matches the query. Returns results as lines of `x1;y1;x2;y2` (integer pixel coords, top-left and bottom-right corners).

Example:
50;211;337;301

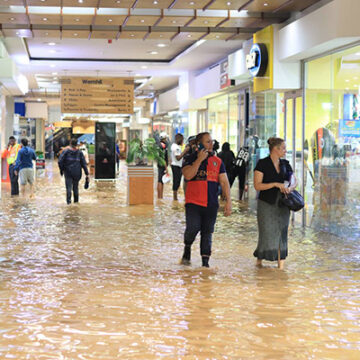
0;0;360;358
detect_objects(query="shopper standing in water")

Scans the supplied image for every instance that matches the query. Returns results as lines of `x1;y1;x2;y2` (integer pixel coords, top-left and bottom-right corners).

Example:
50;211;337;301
181;132;232;268
14;138;36;198
171;133;189;201
253;137;297;269
58;138;89;205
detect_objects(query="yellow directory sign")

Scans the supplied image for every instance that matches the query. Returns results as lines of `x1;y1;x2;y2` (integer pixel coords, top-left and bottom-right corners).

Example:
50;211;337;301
61;77;134;114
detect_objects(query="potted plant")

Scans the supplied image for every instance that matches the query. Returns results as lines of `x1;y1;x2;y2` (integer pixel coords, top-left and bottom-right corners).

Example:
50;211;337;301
126;138;165;205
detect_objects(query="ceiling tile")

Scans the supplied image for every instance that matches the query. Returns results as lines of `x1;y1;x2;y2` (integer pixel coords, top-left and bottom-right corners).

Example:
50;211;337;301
0;13;29;25
157;16;194;27
172;31;204;41
94;15;127;26
221;17;257;27
32;29;61;38
91;30;118;39
171;0;209;9
27;0;61;5
126;15;160;26
29;14;61;25
62;15;94;26
62;0;99;6
2;29;33;38
189;16;226;27
136;0;173;8
146;31;176;40
62;30;90;39
204;31;233;40
99;0;134;7
118;30;147;39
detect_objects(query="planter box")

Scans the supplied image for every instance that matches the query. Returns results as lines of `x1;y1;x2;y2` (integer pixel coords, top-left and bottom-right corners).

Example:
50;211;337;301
127;165;154;205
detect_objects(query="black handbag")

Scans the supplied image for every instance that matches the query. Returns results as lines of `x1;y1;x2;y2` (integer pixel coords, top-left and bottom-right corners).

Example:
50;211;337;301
279;190;304;212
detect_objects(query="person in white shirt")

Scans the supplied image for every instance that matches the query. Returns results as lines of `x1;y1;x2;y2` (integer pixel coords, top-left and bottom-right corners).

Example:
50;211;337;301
79;141;89;166
171;133;189;200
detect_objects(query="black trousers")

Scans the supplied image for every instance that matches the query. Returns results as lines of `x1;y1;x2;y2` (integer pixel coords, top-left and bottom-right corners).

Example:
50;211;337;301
9;164;19;196
171;165;182;191
184;203;218;257
65;176;79;204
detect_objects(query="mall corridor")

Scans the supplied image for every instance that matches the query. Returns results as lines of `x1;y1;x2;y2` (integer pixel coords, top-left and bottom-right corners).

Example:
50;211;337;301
0;164;359;359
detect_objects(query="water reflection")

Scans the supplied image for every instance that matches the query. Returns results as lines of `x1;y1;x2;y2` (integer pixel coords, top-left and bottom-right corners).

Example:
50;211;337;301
0;163;359;359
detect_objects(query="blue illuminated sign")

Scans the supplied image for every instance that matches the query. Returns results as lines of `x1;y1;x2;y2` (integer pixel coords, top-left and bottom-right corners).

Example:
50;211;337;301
246;43;268;77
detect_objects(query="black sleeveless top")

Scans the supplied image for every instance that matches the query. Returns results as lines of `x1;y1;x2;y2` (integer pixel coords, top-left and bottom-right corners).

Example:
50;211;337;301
254;156;293;205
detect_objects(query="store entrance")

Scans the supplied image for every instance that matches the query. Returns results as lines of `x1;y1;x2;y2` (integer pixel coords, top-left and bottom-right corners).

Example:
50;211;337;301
284;91;304;224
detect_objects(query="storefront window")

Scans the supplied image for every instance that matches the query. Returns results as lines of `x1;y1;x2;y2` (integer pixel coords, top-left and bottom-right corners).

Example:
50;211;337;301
208;94;228;147
229;93;239;151
305;45;360;237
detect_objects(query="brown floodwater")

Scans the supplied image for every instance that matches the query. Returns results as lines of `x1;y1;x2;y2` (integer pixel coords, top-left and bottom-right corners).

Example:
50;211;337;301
0;162;359;359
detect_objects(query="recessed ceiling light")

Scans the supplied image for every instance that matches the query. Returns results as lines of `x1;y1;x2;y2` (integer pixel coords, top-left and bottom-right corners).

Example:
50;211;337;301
74;33;78;36
149;51;158;55
52;72;57;75
227;1;231;5
140;19;145;23
108;19;113;22
43;17;48;21
75;18;80;22
264;2;268;6
153;0;158;4
50;64;56;68
130;34;135;37
172;20;176;24
356;52;360;56
52;81;58;84
116;0;120;3
45;32;49;36
345;79;350;82
9;17;15;21
135;73;141;76
187;34;192;38
48;42;56;46
78;0;83;3
215;35;220;39
37;98;42;102
157;43;167;47
159;34;163;38
141;65;148;69
49;50;56;53
41;0;46;2
16;32;20;35
204;20;209;24
189;1;195;4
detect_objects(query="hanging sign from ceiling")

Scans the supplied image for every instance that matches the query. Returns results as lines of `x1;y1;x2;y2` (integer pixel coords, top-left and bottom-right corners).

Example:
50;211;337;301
246;43;268;77
61;77;134;114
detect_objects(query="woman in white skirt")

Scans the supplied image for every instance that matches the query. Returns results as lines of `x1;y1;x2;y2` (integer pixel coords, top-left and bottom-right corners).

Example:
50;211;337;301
253;137;297;270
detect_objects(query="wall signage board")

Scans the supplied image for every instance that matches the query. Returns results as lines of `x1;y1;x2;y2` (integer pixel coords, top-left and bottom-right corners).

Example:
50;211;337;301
246;43;268;77
61;77;134;114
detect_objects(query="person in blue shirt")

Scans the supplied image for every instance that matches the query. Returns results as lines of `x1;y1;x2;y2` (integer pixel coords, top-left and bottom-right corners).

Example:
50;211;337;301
14;138;37;198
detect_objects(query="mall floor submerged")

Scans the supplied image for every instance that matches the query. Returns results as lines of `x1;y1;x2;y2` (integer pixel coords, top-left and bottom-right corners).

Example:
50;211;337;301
0;163;359;359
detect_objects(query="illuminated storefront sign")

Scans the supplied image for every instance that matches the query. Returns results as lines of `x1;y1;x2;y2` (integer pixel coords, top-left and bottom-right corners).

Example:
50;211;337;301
246;43;268;77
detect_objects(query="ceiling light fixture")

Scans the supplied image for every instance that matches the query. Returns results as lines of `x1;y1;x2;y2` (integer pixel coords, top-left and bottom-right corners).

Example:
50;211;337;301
48;42;56;46
116;0;120;3
50;64;56;68
37;98;42;102
10;17;15;21
130;34;135;37
75;18;80;22
141;65;148;69
189;1;195;4
45;32;49;36
264;2;268;6
74;33;78;36
159;34;163;38
43;17;48;21
149;51;158;55
157;43;167;47
153;0;158;4
172;20;176;24
215;35;220;39
108;19;113;22
52;81;58;84
346;79;350;82
140;19;145;23
78;0;84;3
52;72;58;75
49;50;56;53
204;20;209;24
227;1;231;5
16;32;20;35
187;34;192;38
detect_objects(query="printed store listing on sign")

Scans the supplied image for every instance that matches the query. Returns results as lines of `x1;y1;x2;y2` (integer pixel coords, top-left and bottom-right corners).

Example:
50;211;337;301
61;77;134;114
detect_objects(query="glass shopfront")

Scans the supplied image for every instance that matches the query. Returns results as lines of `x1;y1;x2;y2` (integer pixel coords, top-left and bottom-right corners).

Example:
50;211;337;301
207;89;249;153
247;44;360;237
304;44;360;237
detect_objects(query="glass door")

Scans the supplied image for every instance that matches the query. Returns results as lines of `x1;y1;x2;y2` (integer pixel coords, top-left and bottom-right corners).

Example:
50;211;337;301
284;91;304;224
